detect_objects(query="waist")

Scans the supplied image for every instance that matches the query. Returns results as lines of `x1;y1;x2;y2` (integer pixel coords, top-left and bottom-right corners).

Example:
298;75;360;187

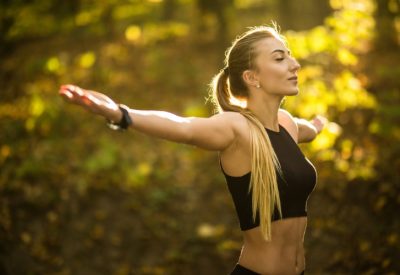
239;245;304;275
244;217;307;244
239;217;307;274
239;241;305;274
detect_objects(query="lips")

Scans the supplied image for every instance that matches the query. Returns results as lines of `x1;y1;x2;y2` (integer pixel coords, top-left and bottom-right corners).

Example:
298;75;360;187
288;76;298;81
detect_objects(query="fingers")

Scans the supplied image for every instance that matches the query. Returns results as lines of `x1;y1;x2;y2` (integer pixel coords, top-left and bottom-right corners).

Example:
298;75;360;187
59;85;76;99
59;85;118;118
59;85;77;102
59;85;111;106
315;115;328;124
59;85;89;108
59;84;107;116
59;89;73;99
60;85;83;96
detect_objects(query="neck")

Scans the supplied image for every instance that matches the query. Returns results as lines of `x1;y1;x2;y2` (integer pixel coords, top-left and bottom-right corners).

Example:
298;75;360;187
246;92;283;131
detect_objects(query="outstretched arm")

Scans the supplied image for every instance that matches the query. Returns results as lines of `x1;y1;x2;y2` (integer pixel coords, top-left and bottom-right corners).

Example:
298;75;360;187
59;85;237;151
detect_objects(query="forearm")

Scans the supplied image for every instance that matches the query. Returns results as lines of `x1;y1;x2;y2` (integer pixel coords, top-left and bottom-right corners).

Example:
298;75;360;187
125;109;192;143
295;118;318;143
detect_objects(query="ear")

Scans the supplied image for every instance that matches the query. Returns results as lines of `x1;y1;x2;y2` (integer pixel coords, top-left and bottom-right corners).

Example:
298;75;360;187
242;69;259;88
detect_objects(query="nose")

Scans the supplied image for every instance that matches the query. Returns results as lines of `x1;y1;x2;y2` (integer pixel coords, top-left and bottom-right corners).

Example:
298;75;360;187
290;57;301;71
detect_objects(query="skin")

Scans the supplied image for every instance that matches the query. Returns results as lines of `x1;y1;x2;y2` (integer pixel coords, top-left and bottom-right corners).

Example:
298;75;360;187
59;36;326;275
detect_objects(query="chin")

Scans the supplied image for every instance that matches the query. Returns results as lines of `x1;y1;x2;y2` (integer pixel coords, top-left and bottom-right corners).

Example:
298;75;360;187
286;89;299;96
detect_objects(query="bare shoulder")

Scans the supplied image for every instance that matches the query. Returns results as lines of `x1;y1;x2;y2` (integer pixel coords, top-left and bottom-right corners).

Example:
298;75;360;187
278;109;299;142
214;111;249;132
214;111;251;151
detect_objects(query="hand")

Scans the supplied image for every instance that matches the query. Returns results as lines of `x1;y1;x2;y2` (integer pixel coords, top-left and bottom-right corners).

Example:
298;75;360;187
311;115;328;134
59;84;122;122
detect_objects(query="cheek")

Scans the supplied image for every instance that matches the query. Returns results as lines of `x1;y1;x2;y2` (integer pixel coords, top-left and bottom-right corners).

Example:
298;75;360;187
260;65;286;84
263;62;286;74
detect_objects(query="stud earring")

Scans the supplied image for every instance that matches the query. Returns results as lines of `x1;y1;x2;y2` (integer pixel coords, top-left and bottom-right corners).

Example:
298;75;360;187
256;84;260;88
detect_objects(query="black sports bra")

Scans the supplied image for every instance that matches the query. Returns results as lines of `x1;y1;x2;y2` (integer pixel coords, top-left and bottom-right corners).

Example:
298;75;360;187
222;125;317;231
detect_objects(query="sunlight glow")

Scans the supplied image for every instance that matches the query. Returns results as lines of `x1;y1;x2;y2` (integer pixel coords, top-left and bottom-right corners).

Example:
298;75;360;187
125;25;142;42
79;52;96;68
46;57;60;72
229;97;247;109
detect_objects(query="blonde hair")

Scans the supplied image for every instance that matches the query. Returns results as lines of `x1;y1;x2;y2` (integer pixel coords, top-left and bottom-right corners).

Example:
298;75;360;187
210;25;284;241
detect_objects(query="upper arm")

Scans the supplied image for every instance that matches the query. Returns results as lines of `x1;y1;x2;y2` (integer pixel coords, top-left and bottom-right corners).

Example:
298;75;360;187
185;112;242;151
278;109;299;143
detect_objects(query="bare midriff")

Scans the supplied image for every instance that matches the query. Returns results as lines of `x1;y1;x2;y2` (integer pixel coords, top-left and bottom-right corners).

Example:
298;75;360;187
238;217;307;275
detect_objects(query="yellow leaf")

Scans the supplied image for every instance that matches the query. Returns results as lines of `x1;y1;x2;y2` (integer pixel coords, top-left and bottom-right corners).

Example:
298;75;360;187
30;94;45;117
310;123;341;151
75;11;92;26
46;57;60;72
217;240;241;251
337;48;358;65
79;52;96;68
336;159;350;172
308;26;330;52
125;25;142;42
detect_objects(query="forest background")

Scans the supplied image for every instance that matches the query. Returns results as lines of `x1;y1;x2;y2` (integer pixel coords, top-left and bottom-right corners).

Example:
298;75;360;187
1;0;399;274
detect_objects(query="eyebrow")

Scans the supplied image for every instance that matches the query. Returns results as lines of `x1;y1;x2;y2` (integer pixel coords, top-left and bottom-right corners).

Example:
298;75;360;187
271;49;291;55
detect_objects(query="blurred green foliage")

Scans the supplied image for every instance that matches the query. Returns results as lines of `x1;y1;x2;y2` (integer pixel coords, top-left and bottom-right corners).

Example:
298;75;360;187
1;0;399;274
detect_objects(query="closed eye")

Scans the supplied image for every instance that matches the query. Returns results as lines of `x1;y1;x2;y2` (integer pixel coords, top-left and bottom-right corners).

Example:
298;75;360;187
272;48;291;61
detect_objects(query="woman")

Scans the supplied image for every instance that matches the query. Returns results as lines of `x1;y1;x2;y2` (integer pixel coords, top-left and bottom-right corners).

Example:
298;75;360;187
60;25;325;275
